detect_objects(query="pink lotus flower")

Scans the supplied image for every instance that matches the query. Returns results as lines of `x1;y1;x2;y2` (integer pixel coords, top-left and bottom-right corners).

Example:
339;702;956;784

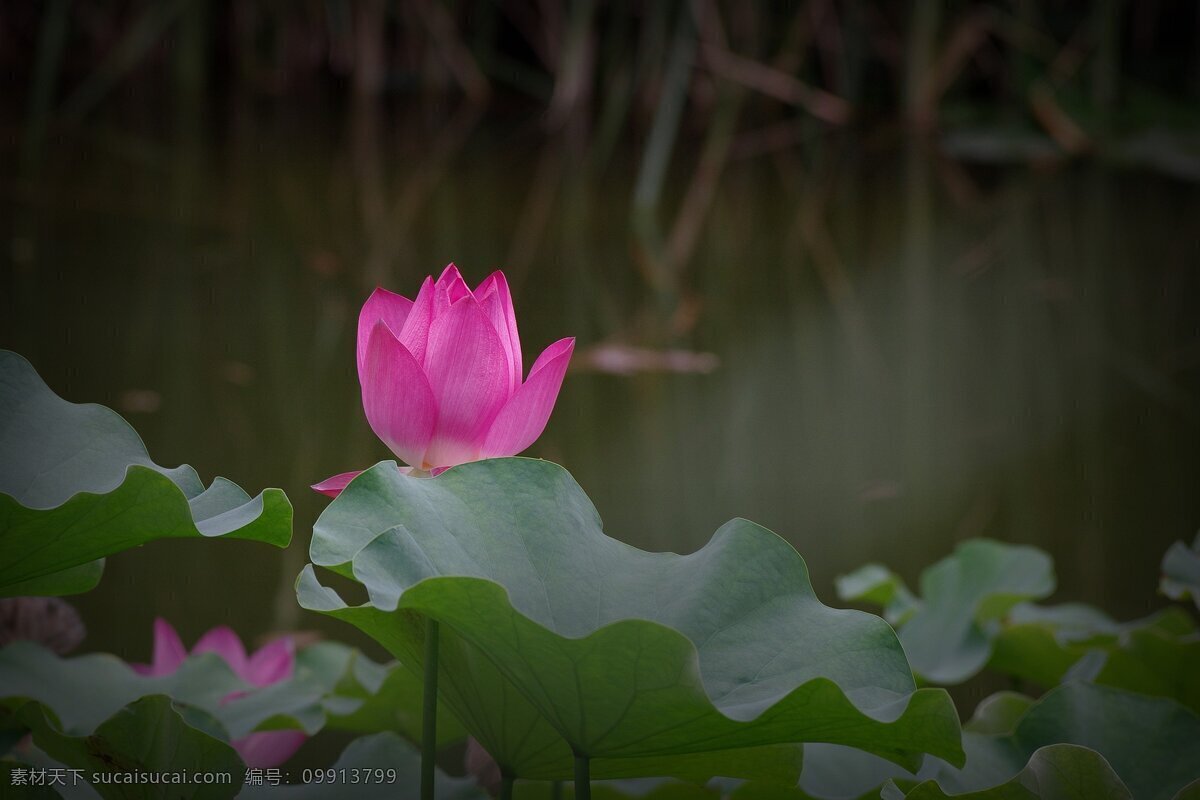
133;618;306;768
313;264;574;497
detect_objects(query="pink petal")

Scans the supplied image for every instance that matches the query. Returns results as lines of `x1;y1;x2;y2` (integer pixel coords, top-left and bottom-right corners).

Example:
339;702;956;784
481;338;574;458
311;465;437;497
192;626;248;675
528;336;574;374
310;471;363;498
398;277;435;364
233;731;307;768
356;288;414;379
361;321;438;468
245;638;294;687
465;738;503;794
434;263;472;314
149;617;187;676
475;271;523;393
421;296;511;467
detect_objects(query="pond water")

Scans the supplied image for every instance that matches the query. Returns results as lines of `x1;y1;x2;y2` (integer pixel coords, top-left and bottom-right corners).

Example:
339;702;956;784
2;104;1198;689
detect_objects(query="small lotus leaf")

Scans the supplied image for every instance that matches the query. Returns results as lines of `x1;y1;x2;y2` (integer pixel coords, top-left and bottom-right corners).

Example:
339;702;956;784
1162;534;1200;611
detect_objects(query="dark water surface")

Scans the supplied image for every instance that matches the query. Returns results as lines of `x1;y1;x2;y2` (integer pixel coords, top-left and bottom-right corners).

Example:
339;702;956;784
3;107;1198;692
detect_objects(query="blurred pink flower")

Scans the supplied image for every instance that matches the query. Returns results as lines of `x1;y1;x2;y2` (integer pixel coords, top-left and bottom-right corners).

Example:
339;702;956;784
133;618;305;768
313;264;573;497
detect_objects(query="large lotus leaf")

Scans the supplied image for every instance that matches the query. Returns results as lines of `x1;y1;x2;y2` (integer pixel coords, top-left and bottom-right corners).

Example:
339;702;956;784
297;459;964;783
880;744;1132;800
0;640;374;744
837;541;1054;684
915;682;1200;800
15;694;245;799
0;350;291;596
1162;534;1200;611
241;732;485;800
303;568;809;786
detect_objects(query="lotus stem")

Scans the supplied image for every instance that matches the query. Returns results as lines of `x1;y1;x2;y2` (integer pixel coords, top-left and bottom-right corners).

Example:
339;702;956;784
499;774;514;800
573;753;591;800
421;619;440;800
550;781;563;800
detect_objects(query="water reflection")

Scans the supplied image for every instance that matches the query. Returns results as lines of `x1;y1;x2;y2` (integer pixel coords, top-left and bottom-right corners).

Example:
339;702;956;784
1;106;1197;672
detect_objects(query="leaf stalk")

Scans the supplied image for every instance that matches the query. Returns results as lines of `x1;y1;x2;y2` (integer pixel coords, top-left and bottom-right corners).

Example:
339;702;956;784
573;752;590;800
421;619;440;800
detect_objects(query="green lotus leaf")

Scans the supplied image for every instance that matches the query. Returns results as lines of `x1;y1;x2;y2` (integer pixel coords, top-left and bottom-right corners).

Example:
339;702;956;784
1162;534;1200;611
752;680;1200;800
961;693;1035;736
984;602;1137;688
772;744;919;800
241;732;485;800
0;560;107;598
0;350;291;596
0;761;65;800
0;640;389;744
14;694;245;799
837;540;1055;685
834;565;919;625
745;697;1046;800
1173;781;1200;800
988;607;1199;709
297;458;964;783
916;682;1200;800
1084;627;1200;714
741;694;1042;800
296;641;467;747
302;562;811;786
881;744;1131;800
515;779;720;799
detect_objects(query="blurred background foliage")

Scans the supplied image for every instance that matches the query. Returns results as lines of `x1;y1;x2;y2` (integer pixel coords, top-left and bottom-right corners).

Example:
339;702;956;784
1;0;1198;736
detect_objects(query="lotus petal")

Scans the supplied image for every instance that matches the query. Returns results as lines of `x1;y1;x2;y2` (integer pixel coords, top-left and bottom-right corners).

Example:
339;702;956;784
481;338;574;458
356;288;413;378
192;626;248;675
245;638;294;687
234;730;308;768
422;297;509;467
475;271;522;392
398;276;435;364
311;471;363;498
360;322;437;469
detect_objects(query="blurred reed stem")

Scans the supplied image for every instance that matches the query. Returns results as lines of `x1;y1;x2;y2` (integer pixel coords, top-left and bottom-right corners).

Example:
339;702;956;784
174;0;207;94
904;0;942;128
632;1;696;288
1091;0;1123;132
22;0;71;168
59;0;192;123
547;0;598;129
